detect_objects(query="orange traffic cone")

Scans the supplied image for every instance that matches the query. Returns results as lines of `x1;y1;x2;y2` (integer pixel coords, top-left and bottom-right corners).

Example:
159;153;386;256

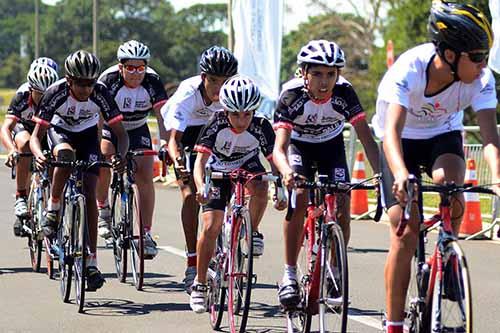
459;159;483;235
351;151;369;215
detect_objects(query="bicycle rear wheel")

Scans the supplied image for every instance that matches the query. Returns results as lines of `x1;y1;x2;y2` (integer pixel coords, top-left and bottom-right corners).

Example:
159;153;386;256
431;241;472;332
73;195;87;313
58;197;72;303
111;186;127;282
45;237;55;279
28;184;43;272
208;234;226;330
318;222;348;333
129;185;144;291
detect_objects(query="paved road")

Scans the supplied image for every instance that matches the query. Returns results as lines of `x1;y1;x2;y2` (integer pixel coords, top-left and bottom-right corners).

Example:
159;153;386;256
1;167;499;332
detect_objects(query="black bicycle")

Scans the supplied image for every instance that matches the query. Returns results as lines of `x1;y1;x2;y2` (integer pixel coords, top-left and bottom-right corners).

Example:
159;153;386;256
47;159;112;313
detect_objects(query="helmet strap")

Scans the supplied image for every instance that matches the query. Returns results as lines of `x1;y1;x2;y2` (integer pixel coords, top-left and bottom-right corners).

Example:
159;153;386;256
437;43;461;81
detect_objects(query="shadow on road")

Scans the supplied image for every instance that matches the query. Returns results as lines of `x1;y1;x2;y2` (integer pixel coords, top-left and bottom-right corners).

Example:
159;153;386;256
82;298;191;316
348;247;389;254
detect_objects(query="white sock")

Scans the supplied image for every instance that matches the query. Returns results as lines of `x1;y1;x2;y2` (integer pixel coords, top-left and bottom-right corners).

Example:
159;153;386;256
47;198;60;212
283;265;297;284
88;253;97;267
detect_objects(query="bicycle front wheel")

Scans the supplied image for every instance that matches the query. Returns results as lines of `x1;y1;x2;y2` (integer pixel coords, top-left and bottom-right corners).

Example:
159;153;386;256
430;241;472;333
129;185;144;291
58;197;72;302
111;186;127;282
209;234;226;330
227;213;253;333
28;187;43;272
73;195;87;313
318;222;348;333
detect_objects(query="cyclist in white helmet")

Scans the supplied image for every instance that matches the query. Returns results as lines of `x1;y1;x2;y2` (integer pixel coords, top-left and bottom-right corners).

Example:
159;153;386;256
1;64;58;236
273;39;380;308
189;75;286;313
96;40;168;258
30;50;129;291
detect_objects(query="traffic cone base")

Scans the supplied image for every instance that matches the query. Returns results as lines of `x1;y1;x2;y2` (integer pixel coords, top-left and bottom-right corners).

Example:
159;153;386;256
459;159;483;235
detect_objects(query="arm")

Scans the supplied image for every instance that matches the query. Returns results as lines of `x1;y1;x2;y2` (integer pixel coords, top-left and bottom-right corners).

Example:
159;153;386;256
272;127;298;189
477;108;500;193
193;151;211;204
1;117;17;152
168;128;185;166
153;104;169;147
382;103;409;203
108;121;129;158
29;123;48;168
353;119;380;174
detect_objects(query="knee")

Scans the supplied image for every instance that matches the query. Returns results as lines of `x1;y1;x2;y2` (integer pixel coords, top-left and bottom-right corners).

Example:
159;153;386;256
391;231;418;255
56;148;75;162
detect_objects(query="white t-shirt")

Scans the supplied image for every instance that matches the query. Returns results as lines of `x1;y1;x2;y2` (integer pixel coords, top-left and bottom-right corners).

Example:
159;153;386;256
161;75;223;132
372;43;497;140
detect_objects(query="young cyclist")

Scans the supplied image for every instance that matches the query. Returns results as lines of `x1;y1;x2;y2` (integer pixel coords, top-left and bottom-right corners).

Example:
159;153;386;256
30;50;129;291
190;75;286;313
1;64;59;236
96;40;168;258
162;45;238;293
372;2;500;332
273;39;380;308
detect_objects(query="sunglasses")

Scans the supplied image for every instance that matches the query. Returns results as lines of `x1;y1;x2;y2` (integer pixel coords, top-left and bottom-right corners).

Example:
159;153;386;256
124;64;146;74
462;51;489;63
71;78;97;88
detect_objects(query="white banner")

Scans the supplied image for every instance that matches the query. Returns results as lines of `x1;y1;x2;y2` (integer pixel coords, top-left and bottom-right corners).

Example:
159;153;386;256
232;0;283;119
489;0;500;73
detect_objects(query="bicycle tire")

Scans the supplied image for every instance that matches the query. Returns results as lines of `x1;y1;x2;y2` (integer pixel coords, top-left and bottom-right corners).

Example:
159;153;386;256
58;195;72;303
73;195;87;313
318;222;348;333
407;256;431;333
28;182;42;272
45;237;55;279
209;234;226;330
129;185;144;291
430;241;472;333
111;186;127;282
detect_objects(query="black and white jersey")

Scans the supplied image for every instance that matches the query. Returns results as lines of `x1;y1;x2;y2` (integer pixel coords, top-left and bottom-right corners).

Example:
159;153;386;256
273;77;365;143
33;79;123;132
194;112;275;172
7;84;36;130
99;65;168;130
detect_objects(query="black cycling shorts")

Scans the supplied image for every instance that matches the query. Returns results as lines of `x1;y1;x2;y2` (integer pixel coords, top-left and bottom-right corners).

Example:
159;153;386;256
202;156;266;212
288;134;350;182
12;122;34;138
380;130;464;209
102;123;152;151
48;125;101;175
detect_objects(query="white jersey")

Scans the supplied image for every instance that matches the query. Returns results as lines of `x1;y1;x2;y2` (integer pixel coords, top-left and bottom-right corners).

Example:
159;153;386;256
16;82;30;93
372;43;497;140
162;75;223;132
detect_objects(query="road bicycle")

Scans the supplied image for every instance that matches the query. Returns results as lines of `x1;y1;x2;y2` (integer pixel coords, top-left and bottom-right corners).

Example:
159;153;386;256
286;174;380;333
401;175;497;333
204;168;279;333
110;149;165;291
46;159;112;313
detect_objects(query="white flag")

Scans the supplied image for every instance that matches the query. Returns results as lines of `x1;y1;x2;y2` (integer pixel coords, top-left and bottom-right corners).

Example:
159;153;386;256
232;0;284;119
489;0;500;73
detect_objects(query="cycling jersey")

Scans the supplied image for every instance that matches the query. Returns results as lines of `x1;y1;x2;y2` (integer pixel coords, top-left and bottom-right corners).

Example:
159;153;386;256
194;111;275;172
99;64;168;130
33;79;123;132
372;43;497;140
7;84;36;131
162;76;223;133
273;76;365;143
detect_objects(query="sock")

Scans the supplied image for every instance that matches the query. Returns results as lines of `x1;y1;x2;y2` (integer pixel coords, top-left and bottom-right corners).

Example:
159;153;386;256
97;199;109;209
88;253;97;267
144;226;151;233
16;190;27;198
386;321;404;333
187;252;197;267
283;265;297;283
47;197;60;211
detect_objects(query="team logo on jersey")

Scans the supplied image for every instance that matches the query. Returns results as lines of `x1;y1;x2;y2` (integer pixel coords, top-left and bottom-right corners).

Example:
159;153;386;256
141;136;151;146
331;96;348;110
334;168;345;181
89;154;98;162
396;79;410;93
210;186;221;199
305;113;318;124
67;106;76;117
123;97;132;109
221;141;232;152
289;154;302;166
196;107;210;117
409;102;449;121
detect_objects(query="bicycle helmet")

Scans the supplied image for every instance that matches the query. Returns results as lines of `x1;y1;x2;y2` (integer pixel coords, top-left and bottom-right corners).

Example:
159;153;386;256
199;46;238;77
219;75;261;112
429;0;493;53
64;50;101;80
30;57;58;72
117;40;151;62
27;64;59;92
297;40;346;68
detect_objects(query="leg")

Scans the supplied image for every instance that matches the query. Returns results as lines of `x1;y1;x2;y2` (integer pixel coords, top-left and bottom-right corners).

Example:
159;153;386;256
246;180;269;256
13;131;32;221
96;139;115;239
336;193;351;245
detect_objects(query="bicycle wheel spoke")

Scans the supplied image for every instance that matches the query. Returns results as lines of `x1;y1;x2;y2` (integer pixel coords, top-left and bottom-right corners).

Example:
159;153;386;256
129;186;144;291
208;234;226;330
73;196;87;313
111;187;127;282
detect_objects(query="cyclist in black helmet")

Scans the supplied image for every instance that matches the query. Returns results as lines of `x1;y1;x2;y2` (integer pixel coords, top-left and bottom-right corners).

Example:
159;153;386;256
371;2;499;332
30;50;129;292
161;45;238;294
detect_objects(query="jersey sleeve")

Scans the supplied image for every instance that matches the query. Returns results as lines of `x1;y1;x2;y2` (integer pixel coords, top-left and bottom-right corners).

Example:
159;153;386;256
273;90;296;131
165;96;195;132
341;84;365;125
471;69;497;111
94;83;123;125
194;113;218;154
7;92;28;121
258;117;275;159
33;90;58;127
377;54;418;109
146;74;168;109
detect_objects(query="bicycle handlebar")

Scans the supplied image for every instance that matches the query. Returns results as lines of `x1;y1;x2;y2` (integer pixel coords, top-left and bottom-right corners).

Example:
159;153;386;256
49;159;113;170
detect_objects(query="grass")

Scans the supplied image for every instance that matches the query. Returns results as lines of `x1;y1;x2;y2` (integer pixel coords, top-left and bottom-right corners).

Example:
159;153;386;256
0;88;15;123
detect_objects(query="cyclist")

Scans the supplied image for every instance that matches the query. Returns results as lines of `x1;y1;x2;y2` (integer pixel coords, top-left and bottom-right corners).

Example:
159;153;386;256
30;50;129;291
96;40;168;258
190;75;286;313
371;2;500;332
161;45;238;293
1;64;59;236
273;39;380;308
